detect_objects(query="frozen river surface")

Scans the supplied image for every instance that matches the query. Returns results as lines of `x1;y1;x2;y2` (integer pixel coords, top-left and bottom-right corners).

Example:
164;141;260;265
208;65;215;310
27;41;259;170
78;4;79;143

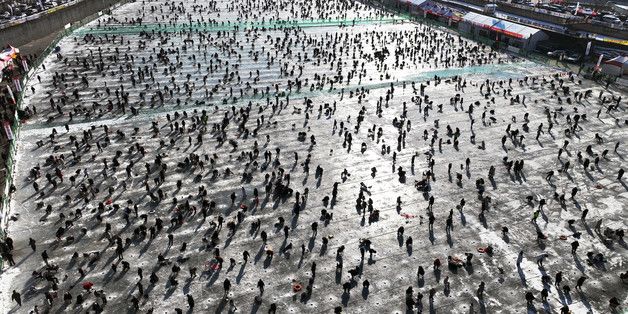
0;0;627;313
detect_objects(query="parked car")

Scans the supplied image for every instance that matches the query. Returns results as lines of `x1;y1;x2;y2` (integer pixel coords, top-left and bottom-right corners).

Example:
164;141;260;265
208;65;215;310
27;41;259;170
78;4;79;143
600;14;622;25
535;42;561;54
547;50;566;58
564;52;582;63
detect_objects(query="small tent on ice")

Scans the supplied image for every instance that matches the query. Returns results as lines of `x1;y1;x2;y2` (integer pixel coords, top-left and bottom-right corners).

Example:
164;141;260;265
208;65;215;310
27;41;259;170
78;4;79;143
601;56;628;77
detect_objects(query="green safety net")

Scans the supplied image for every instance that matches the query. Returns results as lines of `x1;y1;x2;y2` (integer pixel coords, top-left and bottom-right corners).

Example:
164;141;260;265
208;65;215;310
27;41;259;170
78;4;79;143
73;17;409;35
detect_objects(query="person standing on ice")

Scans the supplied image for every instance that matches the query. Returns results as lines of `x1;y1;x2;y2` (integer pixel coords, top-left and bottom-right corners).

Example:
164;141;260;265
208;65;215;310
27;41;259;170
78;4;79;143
257;279;265;295
525;291;535;306
223;278;231;297
187;294;194;308
531;210;540;224
571;241;579;254
476;281;485;299
11;290;21;306
536;253;549;267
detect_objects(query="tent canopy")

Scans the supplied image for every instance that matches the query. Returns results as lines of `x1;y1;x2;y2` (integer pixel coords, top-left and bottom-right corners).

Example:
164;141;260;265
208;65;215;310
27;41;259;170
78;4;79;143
604;55;628;67
601;55;628;76
462;12;543;39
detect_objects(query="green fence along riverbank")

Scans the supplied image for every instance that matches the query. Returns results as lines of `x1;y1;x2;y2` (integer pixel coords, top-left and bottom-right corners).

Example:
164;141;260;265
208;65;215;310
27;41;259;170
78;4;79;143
73;17;408;35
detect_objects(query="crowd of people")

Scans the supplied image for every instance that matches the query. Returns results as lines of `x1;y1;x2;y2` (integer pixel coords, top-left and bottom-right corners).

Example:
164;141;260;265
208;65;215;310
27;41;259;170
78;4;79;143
0;0;626;313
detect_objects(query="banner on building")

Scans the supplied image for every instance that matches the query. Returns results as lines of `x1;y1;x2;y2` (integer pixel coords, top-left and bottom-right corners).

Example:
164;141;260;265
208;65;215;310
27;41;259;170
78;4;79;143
3;121;14;141
12;78;21;92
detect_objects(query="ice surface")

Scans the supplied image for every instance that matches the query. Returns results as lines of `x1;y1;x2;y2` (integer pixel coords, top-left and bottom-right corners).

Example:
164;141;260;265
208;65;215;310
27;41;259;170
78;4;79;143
1;0;627;313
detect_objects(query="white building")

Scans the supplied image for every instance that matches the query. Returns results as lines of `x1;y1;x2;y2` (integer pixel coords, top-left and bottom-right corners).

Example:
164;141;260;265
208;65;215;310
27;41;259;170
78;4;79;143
459;12;549;53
